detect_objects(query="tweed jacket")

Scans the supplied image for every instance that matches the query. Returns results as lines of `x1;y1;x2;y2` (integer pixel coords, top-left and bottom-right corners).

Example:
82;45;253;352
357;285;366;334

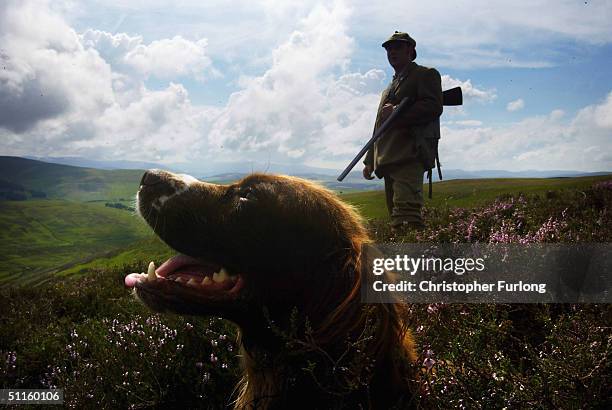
364;61;443;177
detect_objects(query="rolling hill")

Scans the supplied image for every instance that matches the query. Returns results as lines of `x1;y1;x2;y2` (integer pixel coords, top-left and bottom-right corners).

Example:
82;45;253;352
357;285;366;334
0;156;144;201
1;155;610;287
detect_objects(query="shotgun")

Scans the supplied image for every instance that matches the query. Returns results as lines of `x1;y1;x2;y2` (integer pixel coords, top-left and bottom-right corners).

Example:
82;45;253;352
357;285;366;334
336;86;462;182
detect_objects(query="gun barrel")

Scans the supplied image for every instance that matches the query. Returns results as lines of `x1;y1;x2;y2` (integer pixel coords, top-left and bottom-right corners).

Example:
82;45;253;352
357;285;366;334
337;97;412;181
336;87;463;182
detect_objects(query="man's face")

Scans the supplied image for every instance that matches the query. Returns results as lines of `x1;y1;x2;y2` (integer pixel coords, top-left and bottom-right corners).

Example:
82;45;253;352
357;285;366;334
385;42;413;71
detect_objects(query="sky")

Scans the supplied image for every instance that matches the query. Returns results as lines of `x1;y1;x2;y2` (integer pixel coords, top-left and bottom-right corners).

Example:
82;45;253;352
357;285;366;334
1;0;611;174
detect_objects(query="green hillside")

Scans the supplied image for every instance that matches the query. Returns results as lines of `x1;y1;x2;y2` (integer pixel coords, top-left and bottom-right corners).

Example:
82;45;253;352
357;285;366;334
342;175;612;219
0;200;151;287
56;236;175;278
0;156;144;201
1;155;610;288
52;174;612;283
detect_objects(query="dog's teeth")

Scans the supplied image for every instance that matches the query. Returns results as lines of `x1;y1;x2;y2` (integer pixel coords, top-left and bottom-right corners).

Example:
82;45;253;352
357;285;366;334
202;276;212;285
214;268;229;283
176;276;187;283
186;278;199;287
147;262;156;280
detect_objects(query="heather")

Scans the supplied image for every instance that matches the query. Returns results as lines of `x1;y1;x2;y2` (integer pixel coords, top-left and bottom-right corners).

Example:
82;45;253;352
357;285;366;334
1;180;611;408
369;179;612;408
0;268;240;408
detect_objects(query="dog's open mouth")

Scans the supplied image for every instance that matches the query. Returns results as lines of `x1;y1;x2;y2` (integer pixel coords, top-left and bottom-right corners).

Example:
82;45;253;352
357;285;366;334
124;254;244;297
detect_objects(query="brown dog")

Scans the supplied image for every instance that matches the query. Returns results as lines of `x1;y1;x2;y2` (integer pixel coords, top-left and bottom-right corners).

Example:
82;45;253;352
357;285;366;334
126;170;417;409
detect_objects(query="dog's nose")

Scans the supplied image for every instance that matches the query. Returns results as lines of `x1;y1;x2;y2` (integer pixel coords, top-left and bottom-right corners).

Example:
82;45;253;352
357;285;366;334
140;170;163;186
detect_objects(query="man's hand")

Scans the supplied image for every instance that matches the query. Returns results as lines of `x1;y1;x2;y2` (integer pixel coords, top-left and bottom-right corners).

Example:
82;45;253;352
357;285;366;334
363;165;375;180
380;103;395;122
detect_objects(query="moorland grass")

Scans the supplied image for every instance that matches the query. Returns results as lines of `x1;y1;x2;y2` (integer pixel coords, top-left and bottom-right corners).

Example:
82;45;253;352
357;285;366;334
0;201;150;287
0;178;610;407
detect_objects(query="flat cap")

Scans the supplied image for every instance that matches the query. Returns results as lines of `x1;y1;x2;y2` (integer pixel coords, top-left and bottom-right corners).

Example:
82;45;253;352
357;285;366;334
382;31;417;58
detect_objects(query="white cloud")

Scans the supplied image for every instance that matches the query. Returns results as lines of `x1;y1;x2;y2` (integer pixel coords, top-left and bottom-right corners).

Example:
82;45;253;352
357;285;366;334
80;29;214;80
66;1;612;70
507;98;525;112
205;1;374;165
1;0;380;168
124;36;212;80
0;0;213;164
83;83;218;163
441;75;496;103
1;0;611;174
574;91;612;129
439;92;612;172
351;0;612;69
447;120;484;127
0;0;114;133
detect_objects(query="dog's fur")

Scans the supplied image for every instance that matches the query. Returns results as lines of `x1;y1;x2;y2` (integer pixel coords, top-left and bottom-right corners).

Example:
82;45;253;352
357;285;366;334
133;170;417;409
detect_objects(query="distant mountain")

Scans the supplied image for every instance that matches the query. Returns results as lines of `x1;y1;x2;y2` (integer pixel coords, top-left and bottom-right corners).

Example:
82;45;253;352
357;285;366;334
24;155;609;180
2;156;610;198
202;168;611;191
24;156;342;177
202;171;384;191
25;156;166;171
1;156;143;201
439;169;611;179
190;161;341;177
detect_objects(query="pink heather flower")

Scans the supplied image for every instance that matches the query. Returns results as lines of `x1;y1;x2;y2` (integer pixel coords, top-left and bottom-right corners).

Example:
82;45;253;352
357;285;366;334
489;221;518;243
595;180;612;190
465;217;477;241
6;352;16;369
423;357;435;370
530;216;567;242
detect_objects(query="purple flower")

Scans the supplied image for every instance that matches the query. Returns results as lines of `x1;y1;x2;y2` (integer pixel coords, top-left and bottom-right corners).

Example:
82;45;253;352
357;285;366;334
423;357;435;370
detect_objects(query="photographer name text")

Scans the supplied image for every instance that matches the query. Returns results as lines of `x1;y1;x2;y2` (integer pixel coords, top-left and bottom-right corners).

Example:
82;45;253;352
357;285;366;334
371;256;546;294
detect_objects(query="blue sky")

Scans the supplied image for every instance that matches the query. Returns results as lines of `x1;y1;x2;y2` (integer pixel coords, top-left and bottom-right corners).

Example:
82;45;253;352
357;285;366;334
1;0;611;173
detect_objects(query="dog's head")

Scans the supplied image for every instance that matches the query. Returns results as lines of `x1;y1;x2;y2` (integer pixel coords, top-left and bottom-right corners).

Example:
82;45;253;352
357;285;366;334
127;170;417;407
126;169;368;336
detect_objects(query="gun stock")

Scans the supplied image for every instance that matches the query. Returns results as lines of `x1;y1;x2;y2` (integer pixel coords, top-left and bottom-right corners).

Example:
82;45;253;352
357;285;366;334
337;87;462;182
442;86;462;106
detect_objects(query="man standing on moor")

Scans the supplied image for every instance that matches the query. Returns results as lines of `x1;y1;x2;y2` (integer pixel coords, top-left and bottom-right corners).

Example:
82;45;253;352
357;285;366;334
363;31;443;233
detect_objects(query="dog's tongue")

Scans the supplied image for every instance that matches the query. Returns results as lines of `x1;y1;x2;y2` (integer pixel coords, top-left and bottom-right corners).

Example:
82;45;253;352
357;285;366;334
155;254;205;277
124;254;212;288
124;273;142;288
